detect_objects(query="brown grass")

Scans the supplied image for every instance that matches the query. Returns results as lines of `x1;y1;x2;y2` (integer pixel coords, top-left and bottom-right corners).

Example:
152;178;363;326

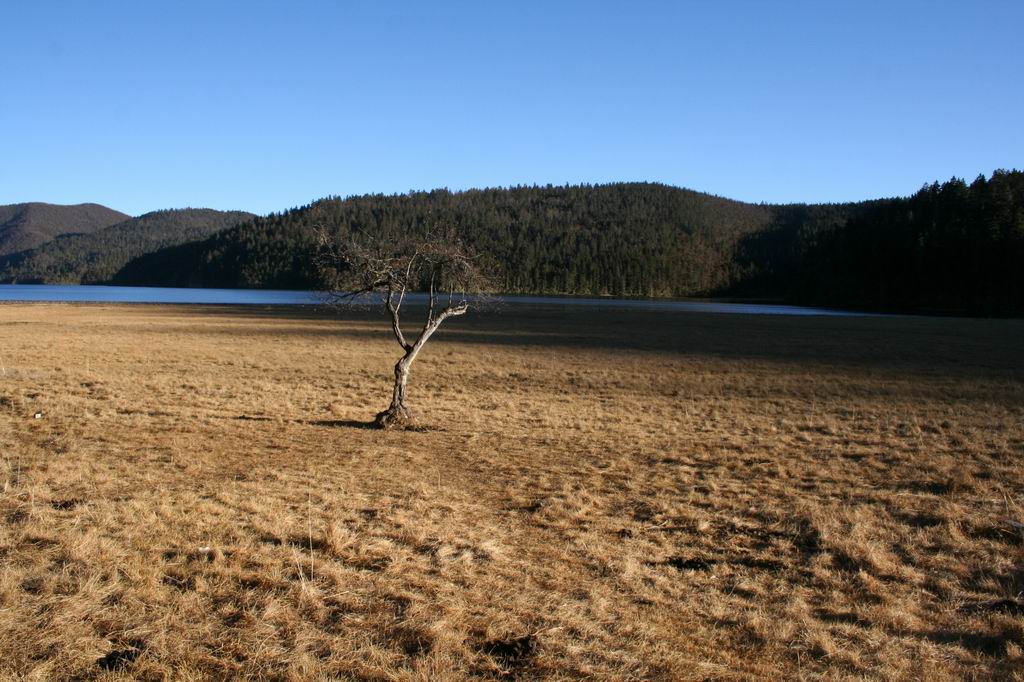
1;302;1022;680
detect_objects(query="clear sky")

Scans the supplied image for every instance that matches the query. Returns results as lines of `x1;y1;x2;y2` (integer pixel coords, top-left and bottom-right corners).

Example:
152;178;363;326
2;1;1021;216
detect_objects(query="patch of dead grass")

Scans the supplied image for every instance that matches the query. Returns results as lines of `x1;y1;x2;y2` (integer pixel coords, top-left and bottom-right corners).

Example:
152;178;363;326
0;303;1022;679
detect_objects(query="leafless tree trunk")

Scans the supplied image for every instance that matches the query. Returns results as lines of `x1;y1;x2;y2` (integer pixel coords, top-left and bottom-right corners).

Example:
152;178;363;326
316;225;487;429
374;283;468;428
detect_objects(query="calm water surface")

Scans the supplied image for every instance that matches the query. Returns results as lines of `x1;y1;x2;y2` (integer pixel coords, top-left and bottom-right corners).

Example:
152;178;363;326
0;284;866;317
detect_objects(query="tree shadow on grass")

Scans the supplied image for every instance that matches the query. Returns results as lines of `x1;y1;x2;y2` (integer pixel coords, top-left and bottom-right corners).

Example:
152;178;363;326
233;414;375;429
306;418;378;430
308;418;440;432
232;415;440;431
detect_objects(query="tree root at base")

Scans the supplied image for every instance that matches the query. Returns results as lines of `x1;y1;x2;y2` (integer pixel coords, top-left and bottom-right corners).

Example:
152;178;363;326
373;405;415;430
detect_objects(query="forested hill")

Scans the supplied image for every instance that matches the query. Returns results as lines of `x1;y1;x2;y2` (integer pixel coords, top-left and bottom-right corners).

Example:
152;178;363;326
0;209;254;284
109;171;1024;314
0;202;129;256
113;184;775;295
732;170;1024;313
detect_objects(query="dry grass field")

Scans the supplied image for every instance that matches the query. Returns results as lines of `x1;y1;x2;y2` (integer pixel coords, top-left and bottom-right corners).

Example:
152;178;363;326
0;302;1022;680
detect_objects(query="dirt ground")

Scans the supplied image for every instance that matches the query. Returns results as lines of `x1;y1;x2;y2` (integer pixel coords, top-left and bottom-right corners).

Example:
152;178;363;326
0;302;1022;680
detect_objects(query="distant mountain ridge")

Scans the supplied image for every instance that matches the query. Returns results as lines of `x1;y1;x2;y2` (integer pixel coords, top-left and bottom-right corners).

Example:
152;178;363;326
111;171;1024;314
0;202;130;256
111;183;775;294
4;170;1021;314
0;208;255;284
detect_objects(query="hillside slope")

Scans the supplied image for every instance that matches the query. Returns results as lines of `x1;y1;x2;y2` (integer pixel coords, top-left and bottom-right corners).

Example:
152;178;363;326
113;184;776;296
731;170;1024;313
0;202;129;256
0;209;255;284
41;169;1023;314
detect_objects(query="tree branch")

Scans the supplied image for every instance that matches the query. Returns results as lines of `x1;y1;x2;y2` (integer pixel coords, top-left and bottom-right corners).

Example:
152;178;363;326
427;270;436;325
438;302;469;321
385;284;412;351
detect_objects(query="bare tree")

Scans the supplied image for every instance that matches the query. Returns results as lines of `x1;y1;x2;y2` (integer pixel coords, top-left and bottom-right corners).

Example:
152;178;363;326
316;224;492;429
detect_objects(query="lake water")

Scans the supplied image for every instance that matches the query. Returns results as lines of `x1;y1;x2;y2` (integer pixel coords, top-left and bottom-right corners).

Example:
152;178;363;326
0;284;867;317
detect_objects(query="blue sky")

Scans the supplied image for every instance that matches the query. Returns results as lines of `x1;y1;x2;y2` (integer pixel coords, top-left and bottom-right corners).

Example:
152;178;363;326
2;1;1021;216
